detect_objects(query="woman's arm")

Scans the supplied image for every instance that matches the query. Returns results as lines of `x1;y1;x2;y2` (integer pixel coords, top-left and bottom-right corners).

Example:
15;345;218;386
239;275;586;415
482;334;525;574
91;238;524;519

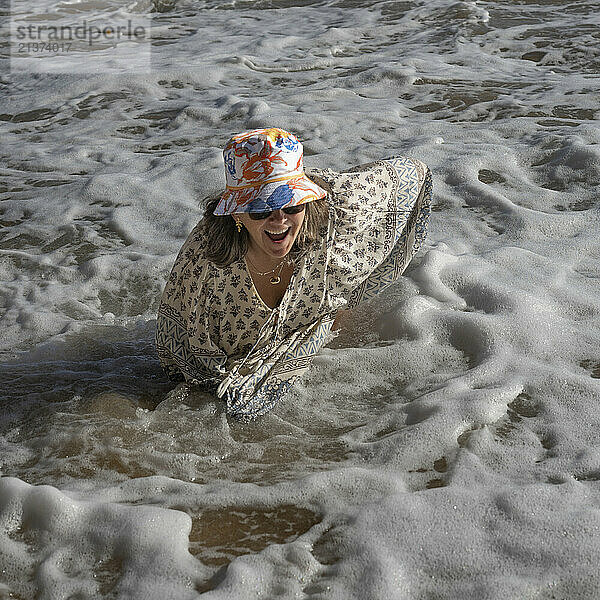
307;157;432;310
155;223;227;386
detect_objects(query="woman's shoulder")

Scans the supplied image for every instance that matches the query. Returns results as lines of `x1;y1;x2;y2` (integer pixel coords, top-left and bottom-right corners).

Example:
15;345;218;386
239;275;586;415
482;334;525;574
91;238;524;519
305;160;396;209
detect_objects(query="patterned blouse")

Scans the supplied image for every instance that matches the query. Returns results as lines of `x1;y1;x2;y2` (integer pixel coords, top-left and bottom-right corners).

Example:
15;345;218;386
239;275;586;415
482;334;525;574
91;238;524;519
155;156;432;420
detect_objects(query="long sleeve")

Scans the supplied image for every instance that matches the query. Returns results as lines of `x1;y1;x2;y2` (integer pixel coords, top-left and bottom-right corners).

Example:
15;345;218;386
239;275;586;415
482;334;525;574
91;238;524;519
155;223;227;387
306;156;432;309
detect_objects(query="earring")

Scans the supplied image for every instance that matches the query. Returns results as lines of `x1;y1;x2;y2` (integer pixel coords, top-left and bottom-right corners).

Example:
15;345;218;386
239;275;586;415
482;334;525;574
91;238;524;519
235;219;242;233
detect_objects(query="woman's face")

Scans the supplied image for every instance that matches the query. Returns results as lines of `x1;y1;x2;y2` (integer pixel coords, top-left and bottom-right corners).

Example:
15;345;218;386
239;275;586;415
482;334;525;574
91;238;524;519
236;206;305;263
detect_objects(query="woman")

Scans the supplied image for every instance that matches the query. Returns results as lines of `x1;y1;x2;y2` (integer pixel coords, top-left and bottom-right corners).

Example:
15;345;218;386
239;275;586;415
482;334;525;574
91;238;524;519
156;128;432;420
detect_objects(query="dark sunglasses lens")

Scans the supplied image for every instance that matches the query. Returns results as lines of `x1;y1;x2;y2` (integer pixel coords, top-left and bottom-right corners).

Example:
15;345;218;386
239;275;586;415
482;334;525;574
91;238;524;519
248;205;305;220
283;204;306;215
249;211;272;220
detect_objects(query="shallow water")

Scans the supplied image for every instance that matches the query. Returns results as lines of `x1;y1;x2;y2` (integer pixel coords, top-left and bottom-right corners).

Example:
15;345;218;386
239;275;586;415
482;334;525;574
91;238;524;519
1;0;600;598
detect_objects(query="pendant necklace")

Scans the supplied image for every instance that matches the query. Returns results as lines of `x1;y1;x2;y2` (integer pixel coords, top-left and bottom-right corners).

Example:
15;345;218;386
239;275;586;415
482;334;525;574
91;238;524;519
246;255;289;285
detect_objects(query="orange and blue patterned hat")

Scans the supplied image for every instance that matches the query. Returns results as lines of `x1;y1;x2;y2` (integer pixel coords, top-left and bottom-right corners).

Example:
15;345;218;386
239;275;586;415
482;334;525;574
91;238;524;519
213;128;328;216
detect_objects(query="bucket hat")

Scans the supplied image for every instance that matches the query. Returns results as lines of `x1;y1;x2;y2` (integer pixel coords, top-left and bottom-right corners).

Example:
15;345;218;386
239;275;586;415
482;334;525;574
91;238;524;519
213;128;328;215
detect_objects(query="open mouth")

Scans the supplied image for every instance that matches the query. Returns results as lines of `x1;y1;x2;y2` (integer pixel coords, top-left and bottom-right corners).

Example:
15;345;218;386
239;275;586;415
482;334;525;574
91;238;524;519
265;227;291;242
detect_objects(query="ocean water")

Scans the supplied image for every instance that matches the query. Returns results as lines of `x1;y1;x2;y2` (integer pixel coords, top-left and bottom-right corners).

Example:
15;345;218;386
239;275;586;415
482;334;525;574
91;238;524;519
1;0;600;597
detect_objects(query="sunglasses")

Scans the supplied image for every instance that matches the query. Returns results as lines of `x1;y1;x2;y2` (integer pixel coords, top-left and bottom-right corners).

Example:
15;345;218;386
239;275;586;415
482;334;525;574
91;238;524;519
248;204;306;221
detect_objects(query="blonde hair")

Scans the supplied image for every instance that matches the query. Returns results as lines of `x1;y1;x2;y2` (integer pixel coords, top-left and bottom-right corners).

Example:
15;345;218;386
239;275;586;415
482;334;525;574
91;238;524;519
201;196;330;267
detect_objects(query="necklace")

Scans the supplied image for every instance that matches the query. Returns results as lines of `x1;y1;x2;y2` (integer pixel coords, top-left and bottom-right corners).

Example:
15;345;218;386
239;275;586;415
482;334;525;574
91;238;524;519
245;255;290;285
